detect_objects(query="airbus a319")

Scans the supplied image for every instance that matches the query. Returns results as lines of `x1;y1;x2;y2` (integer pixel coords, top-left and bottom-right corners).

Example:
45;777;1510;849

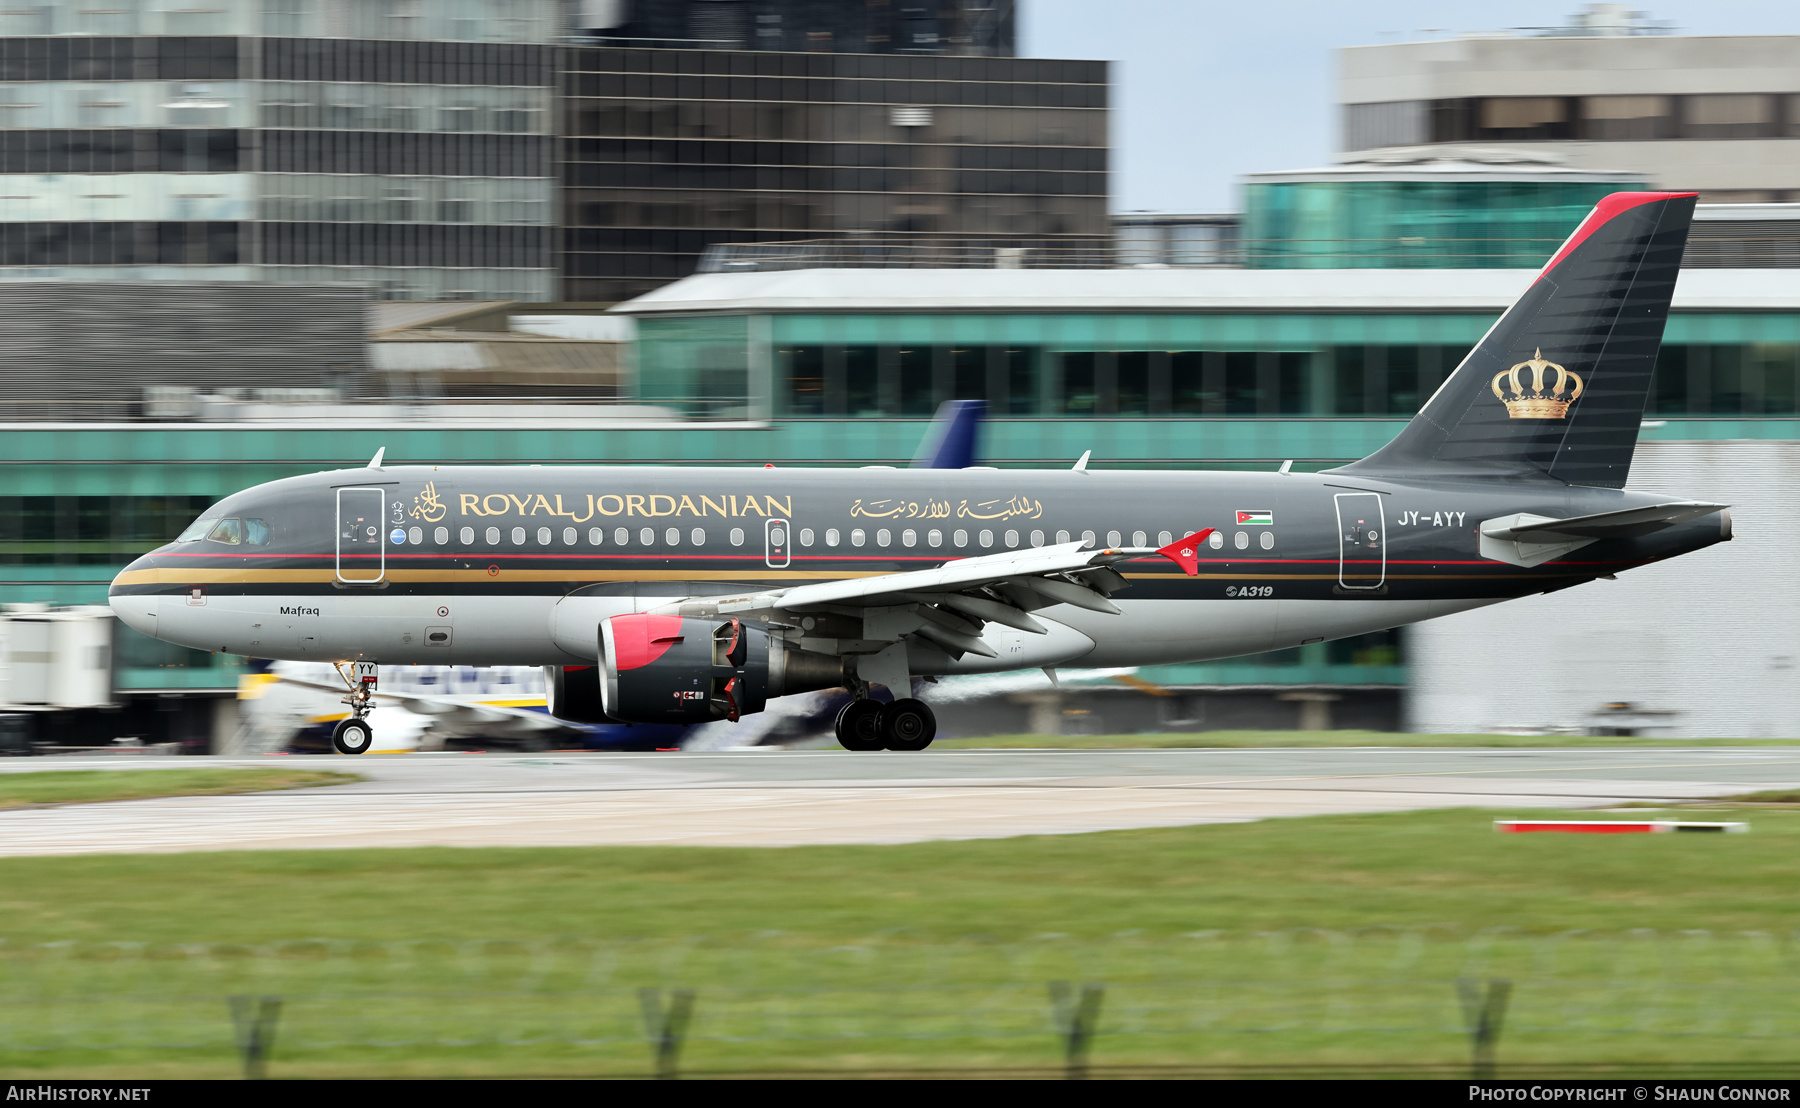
111;192;1729;754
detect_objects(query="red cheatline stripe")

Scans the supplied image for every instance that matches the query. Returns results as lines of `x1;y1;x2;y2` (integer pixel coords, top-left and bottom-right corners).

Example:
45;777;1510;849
1535;190;1698;284
1495;820;1747;834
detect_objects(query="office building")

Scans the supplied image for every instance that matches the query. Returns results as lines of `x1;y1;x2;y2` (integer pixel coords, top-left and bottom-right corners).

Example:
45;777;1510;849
1339;6;1800;202
573;0;1016;57
0;0;560;300
557;44;1109;303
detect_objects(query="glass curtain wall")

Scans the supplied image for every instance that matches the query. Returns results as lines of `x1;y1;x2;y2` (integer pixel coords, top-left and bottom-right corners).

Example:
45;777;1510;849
643;311;1800;418
1241;180;1631;269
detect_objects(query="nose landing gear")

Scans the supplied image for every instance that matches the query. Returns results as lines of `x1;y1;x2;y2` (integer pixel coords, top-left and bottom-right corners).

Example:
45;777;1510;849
331;661;379;755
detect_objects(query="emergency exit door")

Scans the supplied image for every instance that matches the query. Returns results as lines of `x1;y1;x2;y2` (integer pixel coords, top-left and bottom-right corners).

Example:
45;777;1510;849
1334;492;1386;590
765;517;791;568
336;487;386;584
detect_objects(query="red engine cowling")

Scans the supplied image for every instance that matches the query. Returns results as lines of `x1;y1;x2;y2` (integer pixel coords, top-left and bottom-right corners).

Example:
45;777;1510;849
596;614;842;725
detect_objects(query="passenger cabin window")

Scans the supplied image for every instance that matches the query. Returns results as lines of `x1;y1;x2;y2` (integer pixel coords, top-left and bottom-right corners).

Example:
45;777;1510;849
207;518;243;545
177;516;220;542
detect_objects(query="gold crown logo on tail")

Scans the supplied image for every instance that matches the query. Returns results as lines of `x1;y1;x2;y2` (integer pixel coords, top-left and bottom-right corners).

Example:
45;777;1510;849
1491;349;1583;419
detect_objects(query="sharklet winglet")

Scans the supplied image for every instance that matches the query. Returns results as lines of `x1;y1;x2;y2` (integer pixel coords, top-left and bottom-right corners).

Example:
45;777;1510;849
1157;529;1213;577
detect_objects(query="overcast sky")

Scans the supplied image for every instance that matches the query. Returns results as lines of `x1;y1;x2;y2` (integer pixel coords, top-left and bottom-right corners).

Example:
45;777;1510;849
1019;0;1800;214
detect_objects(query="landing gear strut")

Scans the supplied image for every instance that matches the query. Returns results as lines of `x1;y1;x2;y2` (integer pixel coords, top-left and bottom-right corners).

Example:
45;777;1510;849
331;661;378;755
834;696;936;751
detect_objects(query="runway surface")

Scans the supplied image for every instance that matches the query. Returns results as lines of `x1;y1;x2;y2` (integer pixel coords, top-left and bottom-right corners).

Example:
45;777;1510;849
1;747;1797;855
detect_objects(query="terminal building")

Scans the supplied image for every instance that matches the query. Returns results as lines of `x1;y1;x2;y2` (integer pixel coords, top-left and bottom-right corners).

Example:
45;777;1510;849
11;159;1800;740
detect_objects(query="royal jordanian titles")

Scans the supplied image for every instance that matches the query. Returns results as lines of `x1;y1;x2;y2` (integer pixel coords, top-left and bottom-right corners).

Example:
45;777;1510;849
111;192;1731;754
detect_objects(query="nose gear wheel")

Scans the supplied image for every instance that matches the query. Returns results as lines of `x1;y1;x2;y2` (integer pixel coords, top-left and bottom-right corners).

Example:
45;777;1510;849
331;717;373;755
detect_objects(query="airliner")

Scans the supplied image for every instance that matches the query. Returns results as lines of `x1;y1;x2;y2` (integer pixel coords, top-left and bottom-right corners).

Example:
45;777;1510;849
111;192;1730;754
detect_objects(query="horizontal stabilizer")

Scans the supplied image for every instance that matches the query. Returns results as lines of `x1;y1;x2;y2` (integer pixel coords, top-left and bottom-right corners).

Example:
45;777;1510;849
1479;501;1727;567
1485;501;1728;543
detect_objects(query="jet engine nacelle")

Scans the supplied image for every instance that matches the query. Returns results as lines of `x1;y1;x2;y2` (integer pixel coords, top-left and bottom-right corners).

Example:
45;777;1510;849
596;614;843;725
544;664;611;724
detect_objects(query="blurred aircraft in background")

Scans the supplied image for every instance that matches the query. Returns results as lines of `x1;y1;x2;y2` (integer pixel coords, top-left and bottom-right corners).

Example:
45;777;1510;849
237;662;843;754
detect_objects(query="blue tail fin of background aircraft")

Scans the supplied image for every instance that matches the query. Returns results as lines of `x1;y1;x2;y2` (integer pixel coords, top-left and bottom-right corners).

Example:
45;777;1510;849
1335;191;1696;489
910;400;985;469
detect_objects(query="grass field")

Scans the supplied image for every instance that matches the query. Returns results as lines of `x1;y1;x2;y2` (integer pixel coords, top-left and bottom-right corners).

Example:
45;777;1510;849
0;768;357;810
2;805;1798;1077
933;730;1800;749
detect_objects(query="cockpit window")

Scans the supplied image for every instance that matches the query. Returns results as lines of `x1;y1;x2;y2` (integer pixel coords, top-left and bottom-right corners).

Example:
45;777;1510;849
176;516;219;542
207;518;244;546
245;518;271;546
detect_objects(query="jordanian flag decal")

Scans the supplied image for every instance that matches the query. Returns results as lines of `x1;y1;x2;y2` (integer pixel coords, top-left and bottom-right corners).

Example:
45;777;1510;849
1236;510;1274;525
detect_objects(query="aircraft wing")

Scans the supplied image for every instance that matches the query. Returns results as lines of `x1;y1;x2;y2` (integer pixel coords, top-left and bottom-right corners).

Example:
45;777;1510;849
687;532;1211;660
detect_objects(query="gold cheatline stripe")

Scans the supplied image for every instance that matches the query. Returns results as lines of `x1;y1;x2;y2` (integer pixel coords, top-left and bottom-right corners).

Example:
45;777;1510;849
113;566;1550;588
113;567;897;586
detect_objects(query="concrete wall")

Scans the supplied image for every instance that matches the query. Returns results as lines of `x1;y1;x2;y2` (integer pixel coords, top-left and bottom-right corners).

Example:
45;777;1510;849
1337;34;1800;196
1340;35;1800;103
1409;440;1800;738
926;685;1403;738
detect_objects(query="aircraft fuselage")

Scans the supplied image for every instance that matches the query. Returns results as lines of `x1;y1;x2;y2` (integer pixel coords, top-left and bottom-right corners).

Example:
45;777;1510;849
108;463;1729;674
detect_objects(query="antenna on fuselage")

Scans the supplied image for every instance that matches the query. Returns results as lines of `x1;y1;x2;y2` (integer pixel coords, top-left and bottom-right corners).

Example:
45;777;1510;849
1071;450;1091;472
367;447;386;470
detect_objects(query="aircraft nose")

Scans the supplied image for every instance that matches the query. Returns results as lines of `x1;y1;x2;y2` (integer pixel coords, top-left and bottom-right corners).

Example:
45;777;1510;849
109;559;159;638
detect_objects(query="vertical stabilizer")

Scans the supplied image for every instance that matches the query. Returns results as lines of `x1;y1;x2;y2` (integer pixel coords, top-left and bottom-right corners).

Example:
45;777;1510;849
911;399;986;469
1334;191;1696;488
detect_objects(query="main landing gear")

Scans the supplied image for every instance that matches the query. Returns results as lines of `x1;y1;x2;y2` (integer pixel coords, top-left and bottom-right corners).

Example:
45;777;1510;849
834;696;937;752
331;661;378;755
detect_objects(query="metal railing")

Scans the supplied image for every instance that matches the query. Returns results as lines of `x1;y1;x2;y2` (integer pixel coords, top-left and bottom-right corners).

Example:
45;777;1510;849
4;928;1799;1078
